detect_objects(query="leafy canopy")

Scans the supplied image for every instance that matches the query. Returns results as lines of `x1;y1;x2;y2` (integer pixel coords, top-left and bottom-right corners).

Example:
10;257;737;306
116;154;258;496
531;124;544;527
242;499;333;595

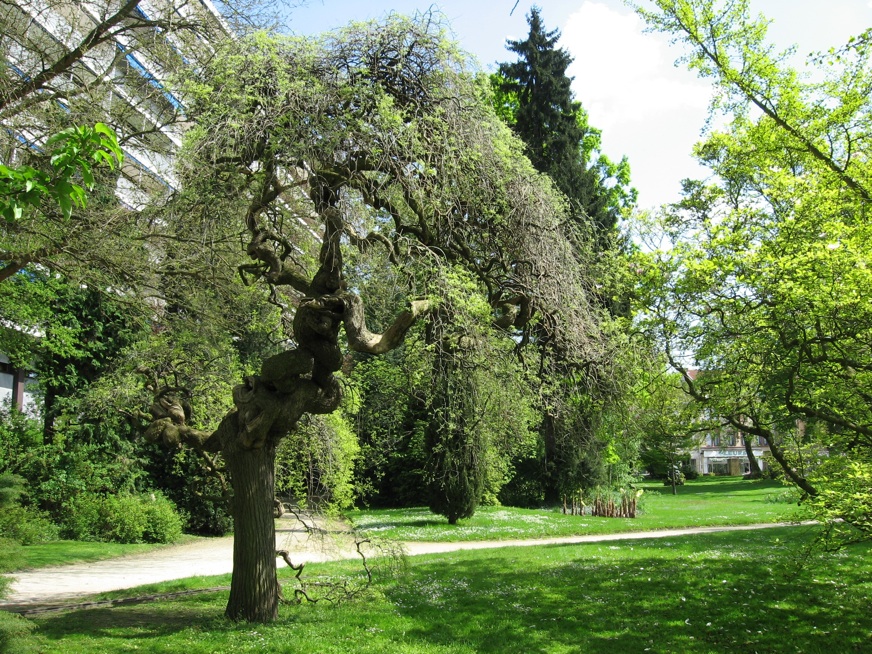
634;0;872;542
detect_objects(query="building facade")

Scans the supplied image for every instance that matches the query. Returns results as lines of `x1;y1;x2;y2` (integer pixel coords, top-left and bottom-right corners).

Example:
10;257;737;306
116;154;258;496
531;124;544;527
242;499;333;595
2;0;228;195
689;427;770;476
1;1;229;412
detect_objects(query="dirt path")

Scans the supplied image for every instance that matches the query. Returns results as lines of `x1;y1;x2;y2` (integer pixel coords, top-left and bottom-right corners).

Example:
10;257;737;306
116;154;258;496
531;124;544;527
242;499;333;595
0;520;798;607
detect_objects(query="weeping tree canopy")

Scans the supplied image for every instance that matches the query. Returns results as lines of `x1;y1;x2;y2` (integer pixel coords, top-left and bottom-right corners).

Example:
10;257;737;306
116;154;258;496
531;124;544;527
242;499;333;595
177;15;604;352
141;14;609;622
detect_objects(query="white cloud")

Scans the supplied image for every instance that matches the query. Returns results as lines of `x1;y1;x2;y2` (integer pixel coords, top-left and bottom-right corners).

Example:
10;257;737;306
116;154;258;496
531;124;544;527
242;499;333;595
561;1;714;208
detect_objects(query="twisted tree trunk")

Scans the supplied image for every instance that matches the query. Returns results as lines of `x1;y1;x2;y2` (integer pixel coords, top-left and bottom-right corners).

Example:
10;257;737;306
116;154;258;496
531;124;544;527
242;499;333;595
142;180;436;622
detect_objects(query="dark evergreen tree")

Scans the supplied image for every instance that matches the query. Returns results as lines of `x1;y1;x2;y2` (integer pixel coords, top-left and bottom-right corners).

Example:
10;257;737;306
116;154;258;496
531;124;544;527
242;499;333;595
424;317;485;525
498;9;583;198
496;7;635;245
495;9;639;506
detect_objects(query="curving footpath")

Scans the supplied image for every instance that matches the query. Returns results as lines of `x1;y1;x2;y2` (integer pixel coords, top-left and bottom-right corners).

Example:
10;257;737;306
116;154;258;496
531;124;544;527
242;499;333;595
0;521;801;610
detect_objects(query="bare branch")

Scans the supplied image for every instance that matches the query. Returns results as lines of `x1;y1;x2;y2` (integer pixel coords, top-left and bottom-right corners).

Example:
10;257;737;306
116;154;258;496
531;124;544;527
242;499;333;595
340;291;430;354
1;0;142;112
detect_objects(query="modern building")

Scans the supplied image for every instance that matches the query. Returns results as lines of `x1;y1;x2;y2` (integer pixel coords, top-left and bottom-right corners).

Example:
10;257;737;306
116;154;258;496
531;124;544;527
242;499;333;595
2;0;229;198
1;1;229;412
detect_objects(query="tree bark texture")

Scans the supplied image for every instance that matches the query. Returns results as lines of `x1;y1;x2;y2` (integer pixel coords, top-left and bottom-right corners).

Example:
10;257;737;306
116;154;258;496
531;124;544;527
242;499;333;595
224;438;280;622
764;436;817;497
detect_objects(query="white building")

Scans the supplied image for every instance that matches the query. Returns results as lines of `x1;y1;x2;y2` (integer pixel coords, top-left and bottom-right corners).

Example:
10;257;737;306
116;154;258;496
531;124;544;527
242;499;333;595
2;0;228;198
1;1;229;411
689;428;770;476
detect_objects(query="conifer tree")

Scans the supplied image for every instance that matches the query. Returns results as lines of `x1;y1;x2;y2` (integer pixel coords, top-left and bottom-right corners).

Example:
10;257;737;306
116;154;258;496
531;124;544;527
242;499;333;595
496;8;634;244
495;9;637;505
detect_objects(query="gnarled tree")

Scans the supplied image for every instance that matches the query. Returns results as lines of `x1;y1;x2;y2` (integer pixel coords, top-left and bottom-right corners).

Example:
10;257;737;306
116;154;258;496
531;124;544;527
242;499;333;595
142;15;606;622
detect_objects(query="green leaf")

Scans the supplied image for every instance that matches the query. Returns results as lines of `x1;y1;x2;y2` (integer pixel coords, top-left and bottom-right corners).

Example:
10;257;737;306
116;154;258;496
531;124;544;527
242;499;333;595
80;164;94;190
57;193;72;220
92;150;112;166
45;127;75;149
93;122;113;139
69;184;87;210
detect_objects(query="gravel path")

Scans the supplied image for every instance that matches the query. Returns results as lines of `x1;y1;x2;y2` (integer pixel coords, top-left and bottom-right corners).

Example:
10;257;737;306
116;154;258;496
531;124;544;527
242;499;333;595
0;521;797;607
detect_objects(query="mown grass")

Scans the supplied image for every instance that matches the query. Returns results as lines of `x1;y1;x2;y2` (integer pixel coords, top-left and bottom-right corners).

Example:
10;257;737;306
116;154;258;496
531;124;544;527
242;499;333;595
348;477;800;542
10;525;871;654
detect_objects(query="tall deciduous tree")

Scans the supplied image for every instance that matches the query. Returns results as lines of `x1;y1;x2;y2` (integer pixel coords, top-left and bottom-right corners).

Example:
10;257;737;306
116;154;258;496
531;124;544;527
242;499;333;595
141;16;605;622
634;0;872;543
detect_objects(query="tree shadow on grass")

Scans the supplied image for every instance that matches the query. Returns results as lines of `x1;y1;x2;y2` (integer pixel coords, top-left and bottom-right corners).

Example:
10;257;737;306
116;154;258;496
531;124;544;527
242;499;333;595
29;595;225;640
384;529;872;653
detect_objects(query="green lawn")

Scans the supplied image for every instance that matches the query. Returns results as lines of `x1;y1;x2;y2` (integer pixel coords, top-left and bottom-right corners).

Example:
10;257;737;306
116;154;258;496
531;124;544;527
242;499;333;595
348;477;801;542
5;477;860;654
9;526;870;654
11;539;184;570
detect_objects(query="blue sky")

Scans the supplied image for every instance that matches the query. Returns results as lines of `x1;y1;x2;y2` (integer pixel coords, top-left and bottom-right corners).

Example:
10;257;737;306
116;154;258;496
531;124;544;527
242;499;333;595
286;1;872;209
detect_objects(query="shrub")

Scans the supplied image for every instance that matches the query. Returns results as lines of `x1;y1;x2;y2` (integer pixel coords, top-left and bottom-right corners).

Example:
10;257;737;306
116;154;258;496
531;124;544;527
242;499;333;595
760;456;784;480
101;495;149;544
62;492;184;543
0;473;59;544
681;463;699;480
498;458;546;508
0;505;59;545
61;492;104;541
143;445;232;536
0;473;25;508
0;539;24;623
765;487;802;504
142;493;184;543
0;537;25;578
